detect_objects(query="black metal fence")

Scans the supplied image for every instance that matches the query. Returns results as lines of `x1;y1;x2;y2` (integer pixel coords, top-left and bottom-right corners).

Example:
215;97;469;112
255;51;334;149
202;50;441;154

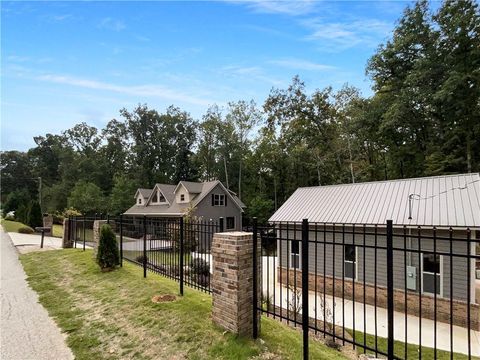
69;215;223;293
253;219;480;360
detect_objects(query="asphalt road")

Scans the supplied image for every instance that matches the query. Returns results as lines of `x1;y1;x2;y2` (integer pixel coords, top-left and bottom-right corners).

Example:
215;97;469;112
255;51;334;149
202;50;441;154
0;229;74;360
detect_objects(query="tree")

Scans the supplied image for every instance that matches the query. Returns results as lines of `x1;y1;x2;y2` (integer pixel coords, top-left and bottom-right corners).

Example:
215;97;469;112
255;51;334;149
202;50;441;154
433;0;480;173
2;189;31;215
67;180;105;215
0;151;35;202
226;100;262;199
27;201;43;228
109;174;137;215
96;224;119;270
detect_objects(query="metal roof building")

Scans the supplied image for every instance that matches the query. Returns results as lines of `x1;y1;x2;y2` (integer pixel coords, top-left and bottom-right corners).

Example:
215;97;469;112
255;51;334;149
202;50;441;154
269;173;480;227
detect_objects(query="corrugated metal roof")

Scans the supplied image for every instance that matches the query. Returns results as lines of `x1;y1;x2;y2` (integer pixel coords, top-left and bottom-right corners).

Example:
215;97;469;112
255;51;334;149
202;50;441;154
268;173;480;227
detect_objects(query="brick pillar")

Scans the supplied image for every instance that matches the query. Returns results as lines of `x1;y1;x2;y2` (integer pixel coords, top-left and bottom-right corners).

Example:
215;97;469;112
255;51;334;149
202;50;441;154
211;231;260;337
62;218;73;248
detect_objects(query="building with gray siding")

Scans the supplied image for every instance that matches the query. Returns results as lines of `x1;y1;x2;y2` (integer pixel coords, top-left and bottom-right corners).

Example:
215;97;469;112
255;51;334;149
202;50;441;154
269;173;480;328
124;180;245;230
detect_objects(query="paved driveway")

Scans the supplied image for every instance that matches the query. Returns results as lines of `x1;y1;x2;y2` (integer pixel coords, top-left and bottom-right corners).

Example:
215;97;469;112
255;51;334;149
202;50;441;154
0;228;74;360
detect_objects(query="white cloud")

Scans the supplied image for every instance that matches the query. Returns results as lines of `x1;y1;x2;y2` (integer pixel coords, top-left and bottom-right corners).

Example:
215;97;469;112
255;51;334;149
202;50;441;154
229;0;316;16
220;65;283;86
302;18;392;51
98;17;126;32
268;58;336;71
36;74;213;106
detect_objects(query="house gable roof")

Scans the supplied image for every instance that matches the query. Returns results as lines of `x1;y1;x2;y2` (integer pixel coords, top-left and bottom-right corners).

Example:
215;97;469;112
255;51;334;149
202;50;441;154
134;188;153;200
124;180;246;215
269;173;480;227
174;181;204;194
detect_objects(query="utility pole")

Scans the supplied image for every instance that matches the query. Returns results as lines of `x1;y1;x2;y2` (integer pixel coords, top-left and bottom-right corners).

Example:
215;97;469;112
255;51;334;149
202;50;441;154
38;177;42;212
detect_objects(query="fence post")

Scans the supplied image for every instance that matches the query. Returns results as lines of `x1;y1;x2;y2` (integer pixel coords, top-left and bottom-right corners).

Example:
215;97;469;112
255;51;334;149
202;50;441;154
219;217;224;232
73;217;76;248
252;217;259;339
386;220;394;360
119;214;123;267
143;216;147;278
83;215;86;251
179;217;184;296
301;219;309;360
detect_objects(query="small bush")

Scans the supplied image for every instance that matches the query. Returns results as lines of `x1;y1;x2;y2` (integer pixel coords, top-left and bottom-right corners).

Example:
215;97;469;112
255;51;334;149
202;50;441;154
18;226;34;234
190;258;209;276
96;224;119;270
135;254;148;264
27;201;43;228
63;207;82;217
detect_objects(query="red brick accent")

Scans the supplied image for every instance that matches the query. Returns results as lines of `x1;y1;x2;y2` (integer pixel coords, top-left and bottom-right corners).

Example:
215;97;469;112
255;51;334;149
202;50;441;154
279;267;479;330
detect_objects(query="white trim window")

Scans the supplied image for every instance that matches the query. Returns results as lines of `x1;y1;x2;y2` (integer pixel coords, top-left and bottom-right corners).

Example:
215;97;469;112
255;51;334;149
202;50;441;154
290;240;300;269
421;253;443;296
152;190;167;204
213;194;225;206
180;194;185;202
344;245;357;280
138;198;142;205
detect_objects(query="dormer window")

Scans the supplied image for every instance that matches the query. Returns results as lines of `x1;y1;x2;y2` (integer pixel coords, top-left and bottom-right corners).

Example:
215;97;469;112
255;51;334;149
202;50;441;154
138;198;142;205
180;194;185;202
152;190;167;204
212;194;225;206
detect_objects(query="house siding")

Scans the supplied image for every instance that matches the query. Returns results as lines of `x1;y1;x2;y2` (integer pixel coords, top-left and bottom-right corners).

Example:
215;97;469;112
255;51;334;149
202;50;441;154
278;226;474;302
195;184;243;231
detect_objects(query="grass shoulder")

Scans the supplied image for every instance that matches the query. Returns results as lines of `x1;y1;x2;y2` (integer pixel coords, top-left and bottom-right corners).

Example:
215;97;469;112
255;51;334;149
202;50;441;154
20;249;347;360
1;219;28;232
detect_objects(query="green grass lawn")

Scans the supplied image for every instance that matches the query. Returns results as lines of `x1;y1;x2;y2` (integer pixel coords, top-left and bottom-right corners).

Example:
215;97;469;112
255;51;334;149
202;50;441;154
352;330;478;360
20;249;347;360
52;224;63;238
1;219;30;232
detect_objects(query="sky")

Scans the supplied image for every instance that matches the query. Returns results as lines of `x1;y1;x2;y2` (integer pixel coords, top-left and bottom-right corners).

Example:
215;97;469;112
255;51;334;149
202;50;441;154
1;0;416;151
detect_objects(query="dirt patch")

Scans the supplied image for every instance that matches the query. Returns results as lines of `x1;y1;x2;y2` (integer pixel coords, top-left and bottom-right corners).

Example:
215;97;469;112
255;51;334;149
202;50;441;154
15;245;58;254
152;294;176;303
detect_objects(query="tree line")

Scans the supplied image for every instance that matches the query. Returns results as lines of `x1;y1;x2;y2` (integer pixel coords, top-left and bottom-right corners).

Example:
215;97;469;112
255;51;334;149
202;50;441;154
1;0;479;224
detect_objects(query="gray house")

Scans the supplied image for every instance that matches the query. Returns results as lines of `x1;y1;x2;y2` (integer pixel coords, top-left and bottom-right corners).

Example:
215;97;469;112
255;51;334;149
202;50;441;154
269;173;480;329
124;180;245;230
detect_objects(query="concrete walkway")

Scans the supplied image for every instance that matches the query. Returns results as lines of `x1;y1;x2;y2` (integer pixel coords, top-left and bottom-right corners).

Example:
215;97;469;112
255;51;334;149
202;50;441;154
261;256;480;357
0;229;74;360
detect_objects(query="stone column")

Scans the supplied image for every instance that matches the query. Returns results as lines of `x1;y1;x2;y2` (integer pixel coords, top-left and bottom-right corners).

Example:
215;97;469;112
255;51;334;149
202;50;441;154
62;218;73;248
93;220;108;253
211;231;260;337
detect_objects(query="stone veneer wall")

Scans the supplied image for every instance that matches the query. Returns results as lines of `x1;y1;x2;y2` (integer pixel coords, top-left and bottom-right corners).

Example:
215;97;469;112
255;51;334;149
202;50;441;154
62;218;73;248
211;232;260;337
279;267;479;330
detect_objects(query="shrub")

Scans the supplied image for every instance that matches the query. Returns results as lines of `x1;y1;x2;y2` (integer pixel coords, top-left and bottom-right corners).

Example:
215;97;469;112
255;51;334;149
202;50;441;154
135;254;148;264
27;201;43;228
63;207;82;217
18;226;34;234
190;258;209;276
15;203;29;224
4;213;15;221
52;212;65;225
96;224;119;270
